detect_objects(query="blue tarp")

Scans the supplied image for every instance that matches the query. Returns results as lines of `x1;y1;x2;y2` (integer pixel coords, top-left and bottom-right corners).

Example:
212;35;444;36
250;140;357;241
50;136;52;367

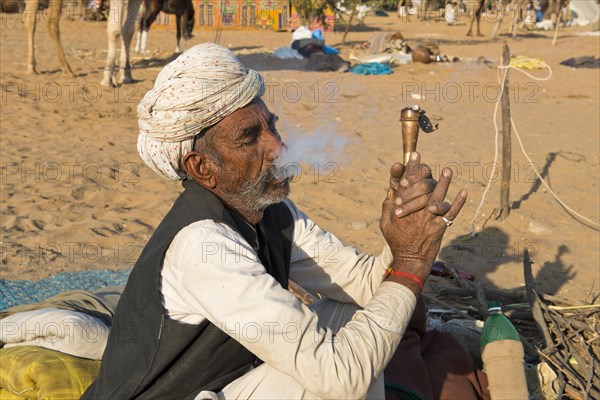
350;62;393;75
0;269;131;310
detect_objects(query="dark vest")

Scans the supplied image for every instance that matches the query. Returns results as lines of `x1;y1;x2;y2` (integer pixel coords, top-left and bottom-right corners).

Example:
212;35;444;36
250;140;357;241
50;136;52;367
82;180;294;400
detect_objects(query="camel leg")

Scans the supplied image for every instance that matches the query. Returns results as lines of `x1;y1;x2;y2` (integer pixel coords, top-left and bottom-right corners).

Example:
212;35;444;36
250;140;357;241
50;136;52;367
102;0;121;87
466;11;475;35
134;1;143;53
136;0;160;54
139;30;148;53
421;0;429;21
510;0;519;37
118;0;141;84
135;1;150;53
24;0;39;74
134;29;142;53
475;15;483;36
175;13;182;53
476;0;484;36
46;0;75;76
491;0;504;38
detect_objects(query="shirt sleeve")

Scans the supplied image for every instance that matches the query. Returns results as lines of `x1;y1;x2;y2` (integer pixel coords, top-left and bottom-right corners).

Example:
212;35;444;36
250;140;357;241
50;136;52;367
284;199;394;307
162;220;416;399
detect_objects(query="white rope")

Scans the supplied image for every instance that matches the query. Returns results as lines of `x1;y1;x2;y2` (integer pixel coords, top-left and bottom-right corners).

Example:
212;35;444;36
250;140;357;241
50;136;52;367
470;70;502;235
470;58;599;235
511;118;599;229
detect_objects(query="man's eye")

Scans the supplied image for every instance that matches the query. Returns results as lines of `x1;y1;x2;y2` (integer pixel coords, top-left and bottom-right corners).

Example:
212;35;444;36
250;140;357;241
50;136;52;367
243;129;259;145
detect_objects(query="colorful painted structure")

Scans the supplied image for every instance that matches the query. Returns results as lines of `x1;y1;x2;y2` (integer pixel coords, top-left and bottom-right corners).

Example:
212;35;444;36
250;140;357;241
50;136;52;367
152;0;335;31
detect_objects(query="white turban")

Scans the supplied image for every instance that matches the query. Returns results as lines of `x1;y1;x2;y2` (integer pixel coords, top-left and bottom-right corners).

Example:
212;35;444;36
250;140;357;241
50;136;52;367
137;43;265;181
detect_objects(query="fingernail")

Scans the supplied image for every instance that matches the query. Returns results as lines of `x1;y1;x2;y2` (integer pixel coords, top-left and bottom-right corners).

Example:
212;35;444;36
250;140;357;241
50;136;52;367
395;208;403;216
410;152;419;161
401;179;409;186
395;197;403;206
443;168;451;177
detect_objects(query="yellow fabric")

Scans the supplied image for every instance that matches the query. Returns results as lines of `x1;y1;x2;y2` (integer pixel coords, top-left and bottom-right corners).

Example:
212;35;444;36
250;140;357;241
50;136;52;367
510;56;546;70
0;346;100;399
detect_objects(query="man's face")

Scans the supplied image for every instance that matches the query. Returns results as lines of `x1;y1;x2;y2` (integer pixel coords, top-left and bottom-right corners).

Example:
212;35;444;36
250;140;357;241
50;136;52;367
211;98;290;213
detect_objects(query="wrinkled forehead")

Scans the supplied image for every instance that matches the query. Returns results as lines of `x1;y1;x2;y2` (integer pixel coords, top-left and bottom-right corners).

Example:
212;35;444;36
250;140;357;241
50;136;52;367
218;98;273;132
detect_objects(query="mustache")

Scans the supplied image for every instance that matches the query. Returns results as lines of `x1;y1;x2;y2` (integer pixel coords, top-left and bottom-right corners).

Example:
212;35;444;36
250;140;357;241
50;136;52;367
266;162;291;182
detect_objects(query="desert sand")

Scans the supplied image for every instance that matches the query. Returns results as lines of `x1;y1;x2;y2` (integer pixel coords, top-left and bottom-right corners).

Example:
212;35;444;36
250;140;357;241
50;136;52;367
0;11;598;303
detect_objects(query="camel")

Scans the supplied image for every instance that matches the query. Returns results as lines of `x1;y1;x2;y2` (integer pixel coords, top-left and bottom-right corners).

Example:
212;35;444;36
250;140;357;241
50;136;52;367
0;0;75;75
464;0;486;36
101;0;142;87
486;0;521;38
135;0;195;54
490;0;551;39
465;0;566;43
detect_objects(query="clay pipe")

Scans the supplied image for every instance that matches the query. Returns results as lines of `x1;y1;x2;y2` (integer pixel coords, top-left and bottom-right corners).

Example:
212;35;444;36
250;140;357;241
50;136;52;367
400;105;422;164
400;105;438;164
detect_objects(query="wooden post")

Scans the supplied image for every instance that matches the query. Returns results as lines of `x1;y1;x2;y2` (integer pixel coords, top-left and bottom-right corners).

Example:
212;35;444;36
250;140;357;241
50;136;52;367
496;42;512;221
510;1;519;38
341;7;356;44
552;0;566;46
491;0;504;39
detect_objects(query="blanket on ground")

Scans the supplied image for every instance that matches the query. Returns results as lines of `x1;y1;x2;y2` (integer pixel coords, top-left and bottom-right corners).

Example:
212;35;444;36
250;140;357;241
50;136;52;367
0;346;100;399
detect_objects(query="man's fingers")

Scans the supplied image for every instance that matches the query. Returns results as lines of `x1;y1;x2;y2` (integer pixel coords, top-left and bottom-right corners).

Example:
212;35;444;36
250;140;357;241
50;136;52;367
389;162;404;192
395;179;436;205
444;190;468;221
427;167;452;205
393;193;431;217
385;162;404;208
382;162;405;227
401;152;432;188
427;201;451;216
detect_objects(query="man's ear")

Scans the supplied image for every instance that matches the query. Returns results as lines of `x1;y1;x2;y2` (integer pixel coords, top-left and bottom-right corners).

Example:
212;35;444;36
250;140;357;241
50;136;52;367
182;151;217;188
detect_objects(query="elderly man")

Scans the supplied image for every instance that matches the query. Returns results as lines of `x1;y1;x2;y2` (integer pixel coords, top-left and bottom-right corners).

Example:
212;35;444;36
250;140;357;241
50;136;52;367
83;43;475;400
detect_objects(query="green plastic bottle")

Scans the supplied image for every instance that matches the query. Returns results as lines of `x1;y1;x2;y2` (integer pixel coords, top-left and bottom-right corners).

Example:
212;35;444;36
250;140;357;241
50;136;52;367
480;301;529;399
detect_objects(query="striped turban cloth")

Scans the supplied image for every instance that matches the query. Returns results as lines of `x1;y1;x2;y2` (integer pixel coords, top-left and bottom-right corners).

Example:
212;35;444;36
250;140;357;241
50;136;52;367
137;43;265;181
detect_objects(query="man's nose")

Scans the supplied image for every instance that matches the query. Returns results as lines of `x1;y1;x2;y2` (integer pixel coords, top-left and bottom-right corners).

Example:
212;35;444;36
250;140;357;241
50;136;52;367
264;130;283;161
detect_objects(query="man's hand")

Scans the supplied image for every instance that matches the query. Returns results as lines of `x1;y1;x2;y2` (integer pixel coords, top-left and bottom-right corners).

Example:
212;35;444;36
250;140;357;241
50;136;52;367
380;152;467;293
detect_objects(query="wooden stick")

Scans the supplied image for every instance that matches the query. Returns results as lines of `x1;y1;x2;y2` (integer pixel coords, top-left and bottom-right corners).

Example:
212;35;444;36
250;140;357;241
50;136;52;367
551;309;597;396
341;7;356;45
580;338;594;398
552;0;564;46
543;309;590;394
446;261;472;289
475;281;487;317
523;249;555;350
550;304;600;311
438;286;527;303
288;279;318;306
423;294;478;321
496;41;512;221
539;350;589;397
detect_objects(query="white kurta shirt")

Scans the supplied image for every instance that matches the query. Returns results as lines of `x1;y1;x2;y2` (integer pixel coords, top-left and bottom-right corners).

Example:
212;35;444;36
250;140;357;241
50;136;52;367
160;198;417;399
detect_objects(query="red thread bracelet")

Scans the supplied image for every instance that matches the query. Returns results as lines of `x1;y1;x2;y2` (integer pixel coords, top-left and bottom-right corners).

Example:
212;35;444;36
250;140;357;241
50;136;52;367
386;267;425;289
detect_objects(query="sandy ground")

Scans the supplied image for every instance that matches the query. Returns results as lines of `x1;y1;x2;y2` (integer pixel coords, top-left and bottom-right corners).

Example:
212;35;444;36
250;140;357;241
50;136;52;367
0;11;598;303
